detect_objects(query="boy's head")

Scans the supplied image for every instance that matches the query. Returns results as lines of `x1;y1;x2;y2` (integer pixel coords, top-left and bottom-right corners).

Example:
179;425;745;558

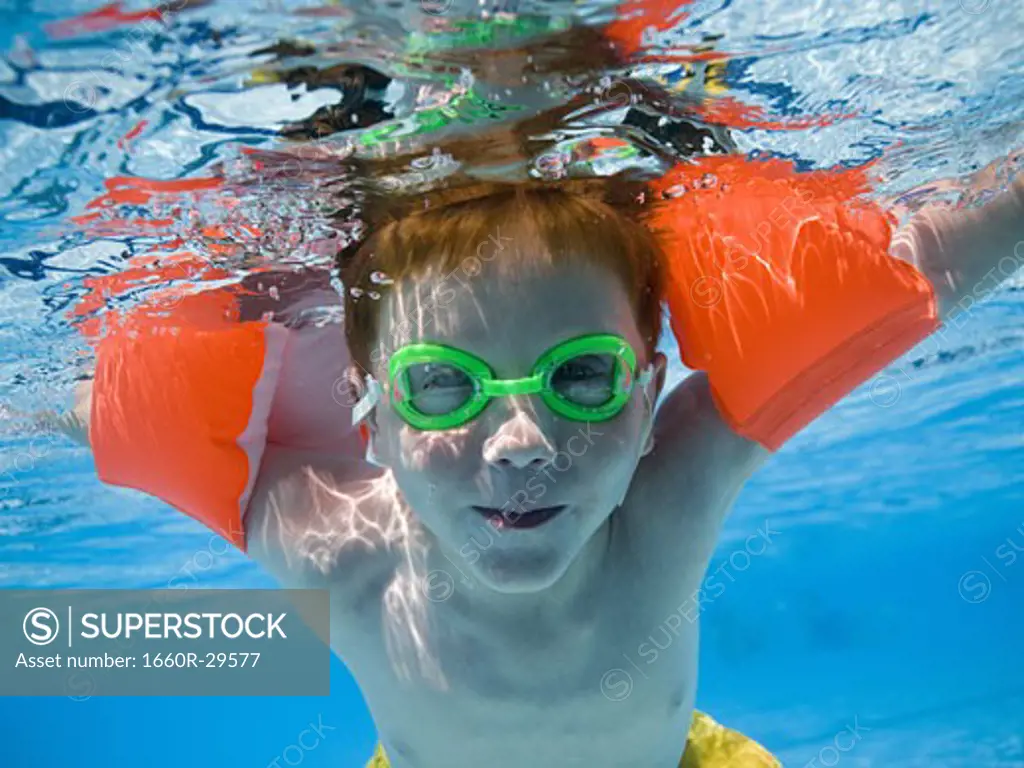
340;178;668;593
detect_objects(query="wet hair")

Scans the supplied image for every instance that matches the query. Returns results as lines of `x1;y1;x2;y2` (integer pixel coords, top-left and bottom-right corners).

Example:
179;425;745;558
337;174;666;377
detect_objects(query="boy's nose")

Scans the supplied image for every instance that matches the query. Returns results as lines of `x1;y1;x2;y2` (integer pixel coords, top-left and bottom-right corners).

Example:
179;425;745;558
482;409;556;470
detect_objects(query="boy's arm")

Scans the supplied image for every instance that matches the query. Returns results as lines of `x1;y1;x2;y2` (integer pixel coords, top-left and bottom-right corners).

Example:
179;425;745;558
244;447;349;589
51;379;381;598
42;268;333;451
36;378;93;447
624;371;769;556
646;370;770;498
890;175;1024;322
633;172;1024;520
243;445;390;595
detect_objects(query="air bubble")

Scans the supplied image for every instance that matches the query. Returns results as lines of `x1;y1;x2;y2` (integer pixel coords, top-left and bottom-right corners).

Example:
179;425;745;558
349;287;365;298
369;270;393;285
411;152;437;170
536;153;566;176
701;173;718;188
662;184;687;199
368;290;381;300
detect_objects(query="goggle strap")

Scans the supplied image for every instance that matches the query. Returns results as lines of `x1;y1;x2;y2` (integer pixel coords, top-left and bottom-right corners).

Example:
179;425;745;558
352;375;383;426
638;364;654;389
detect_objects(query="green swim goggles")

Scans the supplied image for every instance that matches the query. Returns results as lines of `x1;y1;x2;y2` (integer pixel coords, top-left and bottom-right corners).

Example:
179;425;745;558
353;334;653;431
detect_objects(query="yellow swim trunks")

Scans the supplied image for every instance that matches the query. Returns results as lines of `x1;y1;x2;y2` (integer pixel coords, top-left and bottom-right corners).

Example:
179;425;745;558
365;710;780;767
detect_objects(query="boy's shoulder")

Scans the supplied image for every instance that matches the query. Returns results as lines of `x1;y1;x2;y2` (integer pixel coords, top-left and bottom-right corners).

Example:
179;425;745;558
244;446;401;598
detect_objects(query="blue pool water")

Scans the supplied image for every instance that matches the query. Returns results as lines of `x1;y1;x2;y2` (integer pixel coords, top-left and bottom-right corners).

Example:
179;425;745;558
2;0;1023;766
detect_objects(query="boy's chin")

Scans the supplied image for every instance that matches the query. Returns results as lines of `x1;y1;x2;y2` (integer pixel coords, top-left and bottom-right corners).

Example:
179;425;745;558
470;550;576;594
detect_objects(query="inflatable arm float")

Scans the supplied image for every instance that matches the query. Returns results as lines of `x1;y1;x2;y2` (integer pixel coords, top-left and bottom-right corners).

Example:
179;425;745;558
85;275;363;551
646;157;939;449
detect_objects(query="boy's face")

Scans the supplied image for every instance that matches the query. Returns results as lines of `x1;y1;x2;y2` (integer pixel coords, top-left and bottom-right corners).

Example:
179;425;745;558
366;257;665;594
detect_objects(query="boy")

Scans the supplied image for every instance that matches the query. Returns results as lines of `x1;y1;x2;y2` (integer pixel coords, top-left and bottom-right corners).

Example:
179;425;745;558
62;168;1023;767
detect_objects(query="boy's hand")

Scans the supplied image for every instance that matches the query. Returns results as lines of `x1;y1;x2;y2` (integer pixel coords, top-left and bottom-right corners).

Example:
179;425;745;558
36;410;89;446
35;379;93;447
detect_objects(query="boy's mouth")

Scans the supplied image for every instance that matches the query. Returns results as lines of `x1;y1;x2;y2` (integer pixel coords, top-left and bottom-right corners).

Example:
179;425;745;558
471;505;567;530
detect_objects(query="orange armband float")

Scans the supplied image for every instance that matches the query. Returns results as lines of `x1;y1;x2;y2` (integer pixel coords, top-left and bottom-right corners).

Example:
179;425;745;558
80;265;362;552
646;156;940;450
88;288;285;551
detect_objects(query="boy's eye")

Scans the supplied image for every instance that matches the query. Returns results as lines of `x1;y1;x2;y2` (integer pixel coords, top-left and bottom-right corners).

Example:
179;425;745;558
551;354;616;406
417;363;467;389
405;363;475;414
556;355;611;380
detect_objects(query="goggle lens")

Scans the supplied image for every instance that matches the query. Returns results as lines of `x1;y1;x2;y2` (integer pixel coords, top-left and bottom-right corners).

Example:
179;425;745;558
400;362;477;416
548;353;620;408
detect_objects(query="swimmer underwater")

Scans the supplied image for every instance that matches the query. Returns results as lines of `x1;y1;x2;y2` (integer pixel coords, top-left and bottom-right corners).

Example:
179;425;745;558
44;10;1024;768
54;158;1024;768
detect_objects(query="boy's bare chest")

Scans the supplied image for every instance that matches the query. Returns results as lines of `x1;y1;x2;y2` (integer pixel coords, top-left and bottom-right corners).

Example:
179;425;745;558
332;540;702;768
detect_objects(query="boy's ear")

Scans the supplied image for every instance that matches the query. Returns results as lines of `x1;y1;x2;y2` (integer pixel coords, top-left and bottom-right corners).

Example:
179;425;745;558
651;352;668;404
640;353;667;457
643;353;668;413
